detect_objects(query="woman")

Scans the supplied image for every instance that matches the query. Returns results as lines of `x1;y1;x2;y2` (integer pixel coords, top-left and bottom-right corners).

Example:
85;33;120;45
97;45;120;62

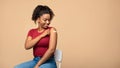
15;5;57;68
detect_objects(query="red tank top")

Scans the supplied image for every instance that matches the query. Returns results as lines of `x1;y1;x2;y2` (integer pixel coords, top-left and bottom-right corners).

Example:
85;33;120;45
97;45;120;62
27;27;52;57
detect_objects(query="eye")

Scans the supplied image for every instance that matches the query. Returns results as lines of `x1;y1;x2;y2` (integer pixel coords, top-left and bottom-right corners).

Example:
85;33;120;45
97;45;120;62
43;17;50;22
43;19;47;21
43;19;49;21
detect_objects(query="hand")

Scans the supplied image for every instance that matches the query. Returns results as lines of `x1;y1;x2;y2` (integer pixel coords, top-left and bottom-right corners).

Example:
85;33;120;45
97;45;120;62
40;29;50;38
34;64;39;68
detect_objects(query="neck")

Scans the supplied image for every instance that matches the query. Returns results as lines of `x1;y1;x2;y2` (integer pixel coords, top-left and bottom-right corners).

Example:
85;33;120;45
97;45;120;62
38;27;44;31
37;24;45;32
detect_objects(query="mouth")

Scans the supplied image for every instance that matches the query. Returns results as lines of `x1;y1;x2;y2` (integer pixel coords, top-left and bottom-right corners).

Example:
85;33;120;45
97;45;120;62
44;25;49;28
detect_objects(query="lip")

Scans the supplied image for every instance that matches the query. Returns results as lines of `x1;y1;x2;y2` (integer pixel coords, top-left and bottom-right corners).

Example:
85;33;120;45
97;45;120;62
44;26;49;28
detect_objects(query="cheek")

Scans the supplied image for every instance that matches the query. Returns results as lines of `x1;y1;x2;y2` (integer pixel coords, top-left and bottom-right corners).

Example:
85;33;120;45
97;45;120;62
40;21;46;26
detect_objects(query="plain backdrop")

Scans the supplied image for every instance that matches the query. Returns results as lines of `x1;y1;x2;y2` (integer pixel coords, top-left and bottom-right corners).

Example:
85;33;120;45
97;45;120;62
0;0;120;68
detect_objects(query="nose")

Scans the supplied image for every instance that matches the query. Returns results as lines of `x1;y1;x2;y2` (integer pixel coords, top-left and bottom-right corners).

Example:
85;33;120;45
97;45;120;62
46;20;50;25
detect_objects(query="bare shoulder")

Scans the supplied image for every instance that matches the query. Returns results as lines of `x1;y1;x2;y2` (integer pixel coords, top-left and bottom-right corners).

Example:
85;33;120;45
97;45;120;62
50;27;57;33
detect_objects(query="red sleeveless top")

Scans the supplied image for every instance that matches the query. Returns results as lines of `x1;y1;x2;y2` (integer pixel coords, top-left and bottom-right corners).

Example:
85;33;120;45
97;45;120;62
27;27;52;57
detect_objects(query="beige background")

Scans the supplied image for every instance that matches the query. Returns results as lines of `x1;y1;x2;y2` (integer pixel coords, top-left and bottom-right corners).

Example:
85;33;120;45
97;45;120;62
0;0;120;68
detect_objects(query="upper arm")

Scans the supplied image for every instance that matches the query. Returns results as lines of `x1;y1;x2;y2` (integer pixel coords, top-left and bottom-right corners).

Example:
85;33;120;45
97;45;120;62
24;36;32;48
49;27;58;50
25;29;33;47
25;29;33;42
25;36;32;43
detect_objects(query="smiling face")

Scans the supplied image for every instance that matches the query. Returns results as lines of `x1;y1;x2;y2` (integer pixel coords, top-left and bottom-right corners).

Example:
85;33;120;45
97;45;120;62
38;13;51;29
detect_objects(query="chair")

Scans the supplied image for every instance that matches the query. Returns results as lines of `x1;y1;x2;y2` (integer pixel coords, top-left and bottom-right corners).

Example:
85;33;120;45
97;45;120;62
54;49;62;68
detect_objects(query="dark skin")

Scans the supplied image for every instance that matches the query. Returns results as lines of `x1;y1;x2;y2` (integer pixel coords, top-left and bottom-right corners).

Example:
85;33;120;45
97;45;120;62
24;14;57;68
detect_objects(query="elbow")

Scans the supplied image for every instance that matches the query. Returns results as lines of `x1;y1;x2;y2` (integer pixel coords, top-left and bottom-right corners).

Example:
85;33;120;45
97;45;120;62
25;47;29;50
24;44;30;50
49;48;55;54
25;46;29;50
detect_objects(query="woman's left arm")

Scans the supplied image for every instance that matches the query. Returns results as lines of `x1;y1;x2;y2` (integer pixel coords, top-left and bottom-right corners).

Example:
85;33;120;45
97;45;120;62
35;27;57;67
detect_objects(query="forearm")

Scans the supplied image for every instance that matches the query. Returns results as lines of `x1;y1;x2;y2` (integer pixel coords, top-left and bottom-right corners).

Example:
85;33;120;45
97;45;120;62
36;49;55;66
25;35;43;50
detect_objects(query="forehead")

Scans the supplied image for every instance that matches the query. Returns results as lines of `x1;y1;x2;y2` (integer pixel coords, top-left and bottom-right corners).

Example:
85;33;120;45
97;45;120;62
41;14;50;19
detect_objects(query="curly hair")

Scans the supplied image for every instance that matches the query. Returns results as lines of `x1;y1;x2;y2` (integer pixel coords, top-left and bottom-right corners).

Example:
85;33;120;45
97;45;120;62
32;5;54;23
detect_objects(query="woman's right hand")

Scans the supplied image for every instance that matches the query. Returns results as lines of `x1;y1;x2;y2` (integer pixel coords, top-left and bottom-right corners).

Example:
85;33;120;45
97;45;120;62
40;29;50;38
25;29;50;50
